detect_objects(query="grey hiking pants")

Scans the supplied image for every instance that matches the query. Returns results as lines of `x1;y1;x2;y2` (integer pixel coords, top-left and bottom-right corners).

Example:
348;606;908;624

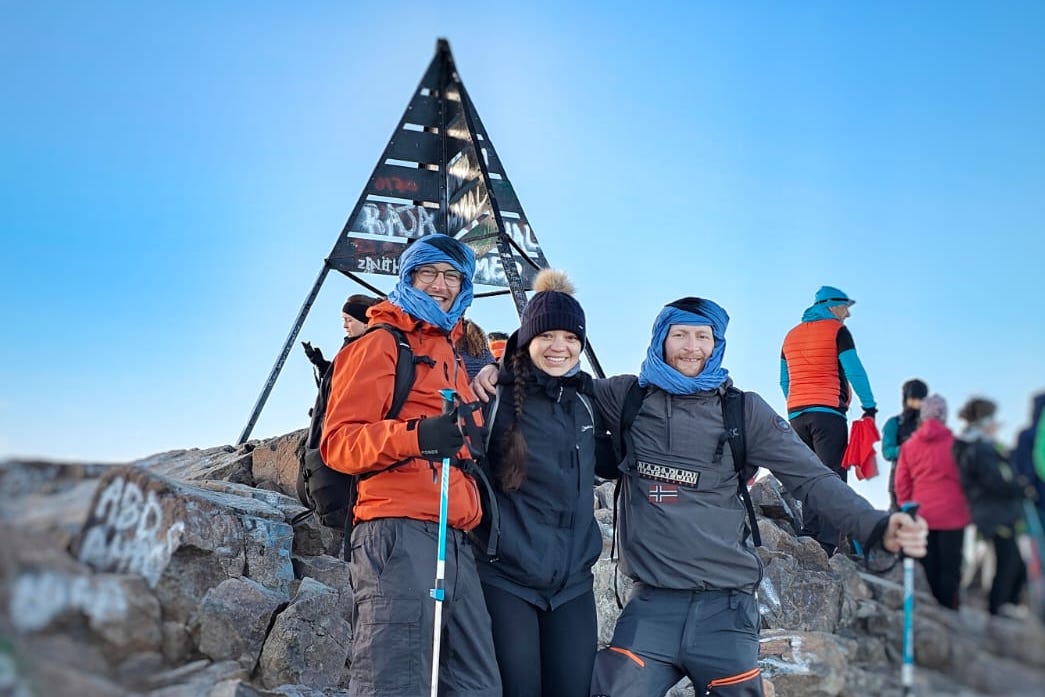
590;584;763;697
348;518;501;697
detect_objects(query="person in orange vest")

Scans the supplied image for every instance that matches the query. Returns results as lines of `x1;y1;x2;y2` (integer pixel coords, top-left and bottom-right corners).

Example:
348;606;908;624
488;331;509;361
780;285;877;555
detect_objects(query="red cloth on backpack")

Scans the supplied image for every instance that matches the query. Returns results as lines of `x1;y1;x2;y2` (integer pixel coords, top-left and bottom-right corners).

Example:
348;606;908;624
843;417;880;480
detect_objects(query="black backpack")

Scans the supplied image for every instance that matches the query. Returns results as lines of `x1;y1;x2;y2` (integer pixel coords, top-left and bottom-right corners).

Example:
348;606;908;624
612;379;759;546
295;323;420;535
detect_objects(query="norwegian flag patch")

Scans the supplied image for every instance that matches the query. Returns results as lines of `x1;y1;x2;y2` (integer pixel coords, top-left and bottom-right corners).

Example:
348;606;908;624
648;483;679;503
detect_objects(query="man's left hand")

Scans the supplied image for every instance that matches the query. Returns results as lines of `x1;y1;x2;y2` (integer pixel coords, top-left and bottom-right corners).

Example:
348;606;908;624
882;512;928;557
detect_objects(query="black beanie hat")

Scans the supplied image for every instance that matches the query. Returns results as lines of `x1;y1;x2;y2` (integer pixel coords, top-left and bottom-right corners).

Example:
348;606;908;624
902;379;929;402
518;269;586;348
343;294;377;323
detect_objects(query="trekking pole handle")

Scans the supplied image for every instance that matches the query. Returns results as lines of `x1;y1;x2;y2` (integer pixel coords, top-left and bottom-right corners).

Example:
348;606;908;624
441;388;457;414
440;388;463;446
899;502;921;557
899;502;921;524
900;502;921;516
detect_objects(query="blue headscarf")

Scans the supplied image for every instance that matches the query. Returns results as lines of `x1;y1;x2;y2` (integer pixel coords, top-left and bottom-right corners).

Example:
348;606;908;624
801;285;854;322
638;297;730;394
386;234;475;333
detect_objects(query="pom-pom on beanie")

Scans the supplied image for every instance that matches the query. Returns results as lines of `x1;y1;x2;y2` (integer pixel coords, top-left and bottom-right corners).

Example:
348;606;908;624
518;269;586;347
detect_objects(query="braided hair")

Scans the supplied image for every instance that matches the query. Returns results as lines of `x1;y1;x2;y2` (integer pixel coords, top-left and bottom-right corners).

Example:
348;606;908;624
495;347;534;492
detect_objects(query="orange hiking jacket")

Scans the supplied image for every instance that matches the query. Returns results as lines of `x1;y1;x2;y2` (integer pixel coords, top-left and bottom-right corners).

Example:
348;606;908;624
320;301;483;531
781;319;850;413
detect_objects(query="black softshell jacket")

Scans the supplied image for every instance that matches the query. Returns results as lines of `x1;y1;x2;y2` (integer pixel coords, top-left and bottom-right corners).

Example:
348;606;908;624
474;362;603;611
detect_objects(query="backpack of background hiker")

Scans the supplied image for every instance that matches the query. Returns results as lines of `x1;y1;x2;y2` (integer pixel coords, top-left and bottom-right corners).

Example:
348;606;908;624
295;323;416;530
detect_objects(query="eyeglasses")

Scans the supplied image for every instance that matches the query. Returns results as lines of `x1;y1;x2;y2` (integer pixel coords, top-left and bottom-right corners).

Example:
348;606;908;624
413;266;464;287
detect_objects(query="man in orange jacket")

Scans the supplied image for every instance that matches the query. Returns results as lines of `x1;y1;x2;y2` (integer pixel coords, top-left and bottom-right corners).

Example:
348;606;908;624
780;285;877;555
321;233;500;697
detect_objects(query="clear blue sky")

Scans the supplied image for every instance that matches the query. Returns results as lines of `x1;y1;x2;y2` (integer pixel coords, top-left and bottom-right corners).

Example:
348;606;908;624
3;2;1043;510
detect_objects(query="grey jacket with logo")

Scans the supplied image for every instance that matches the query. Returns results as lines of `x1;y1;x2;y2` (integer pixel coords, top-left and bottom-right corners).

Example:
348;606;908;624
593;375;889;592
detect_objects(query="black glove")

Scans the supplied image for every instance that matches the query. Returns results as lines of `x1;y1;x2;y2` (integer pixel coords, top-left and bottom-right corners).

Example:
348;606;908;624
301;341;326;367
417;411;463;459
862;407;878;419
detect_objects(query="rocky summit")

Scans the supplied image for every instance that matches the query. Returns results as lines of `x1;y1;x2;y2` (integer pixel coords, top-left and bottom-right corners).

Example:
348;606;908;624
2;432;1043;696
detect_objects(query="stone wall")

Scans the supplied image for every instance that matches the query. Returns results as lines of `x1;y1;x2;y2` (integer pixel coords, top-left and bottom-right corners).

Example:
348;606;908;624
1;434;1042;696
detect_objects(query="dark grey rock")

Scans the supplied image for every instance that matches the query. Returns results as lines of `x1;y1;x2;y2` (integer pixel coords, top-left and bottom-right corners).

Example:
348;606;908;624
256;578;351;690
194;577;287;667
291;555;352;622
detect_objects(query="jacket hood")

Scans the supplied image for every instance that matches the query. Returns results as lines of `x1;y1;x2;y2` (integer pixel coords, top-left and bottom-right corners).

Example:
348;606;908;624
912;418;952;444
367;299;465;343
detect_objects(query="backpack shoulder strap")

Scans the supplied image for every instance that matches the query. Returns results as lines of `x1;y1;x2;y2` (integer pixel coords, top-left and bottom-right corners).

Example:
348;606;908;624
721;386;749;476
721;386;760;546
615;378;645;461
483;385;503;452
366;323;417;420
610;378;645;609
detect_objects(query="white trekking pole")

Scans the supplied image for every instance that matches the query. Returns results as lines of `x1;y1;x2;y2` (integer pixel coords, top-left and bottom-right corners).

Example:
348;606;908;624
430;388;457;697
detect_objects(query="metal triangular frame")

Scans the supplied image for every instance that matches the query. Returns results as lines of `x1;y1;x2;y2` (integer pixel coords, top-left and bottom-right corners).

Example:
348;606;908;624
238;38;603;444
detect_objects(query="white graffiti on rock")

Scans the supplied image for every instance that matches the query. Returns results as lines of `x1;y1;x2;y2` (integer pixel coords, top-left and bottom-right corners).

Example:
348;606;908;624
10;571;128;632
78;477;186;588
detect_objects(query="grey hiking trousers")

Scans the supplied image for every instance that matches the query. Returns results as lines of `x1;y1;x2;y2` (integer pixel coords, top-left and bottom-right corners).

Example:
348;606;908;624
590;584;763;697
348;518;501;697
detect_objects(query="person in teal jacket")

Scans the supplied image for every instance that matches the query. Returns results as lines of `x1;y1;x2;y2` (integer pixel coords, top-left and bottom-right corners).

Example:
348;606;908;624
882;378;929;509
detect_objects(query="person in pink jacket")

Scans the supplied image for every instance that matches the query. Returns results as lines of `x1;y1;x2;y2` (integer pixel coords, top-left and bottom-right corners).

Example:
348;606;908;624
895;394;971;609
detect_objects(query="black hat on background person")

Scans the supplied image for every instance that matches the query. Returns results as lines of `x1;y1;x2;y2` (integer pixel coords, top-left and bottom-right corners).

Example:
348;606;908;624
342;294;378;339
902;378;929;403
518;269;586;348
343;294;378;324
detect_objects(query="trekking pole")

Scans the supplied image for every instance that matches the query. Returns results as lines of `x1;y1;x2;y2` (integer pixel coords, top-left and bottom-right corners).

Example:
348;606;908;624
429;388;457;697
900;501;921;697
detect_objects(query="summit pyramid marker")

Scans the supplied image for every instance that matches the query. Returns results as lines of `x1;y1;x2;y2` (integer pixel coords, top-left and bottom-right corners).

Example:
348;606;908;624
238;39;602;443
330;38;549;308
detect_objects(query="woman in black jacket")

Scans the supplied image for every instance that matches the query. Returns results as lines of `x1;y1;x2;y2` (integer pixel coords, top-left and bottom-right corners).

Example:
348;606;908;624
473;269;607;697
954;397;1029;615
